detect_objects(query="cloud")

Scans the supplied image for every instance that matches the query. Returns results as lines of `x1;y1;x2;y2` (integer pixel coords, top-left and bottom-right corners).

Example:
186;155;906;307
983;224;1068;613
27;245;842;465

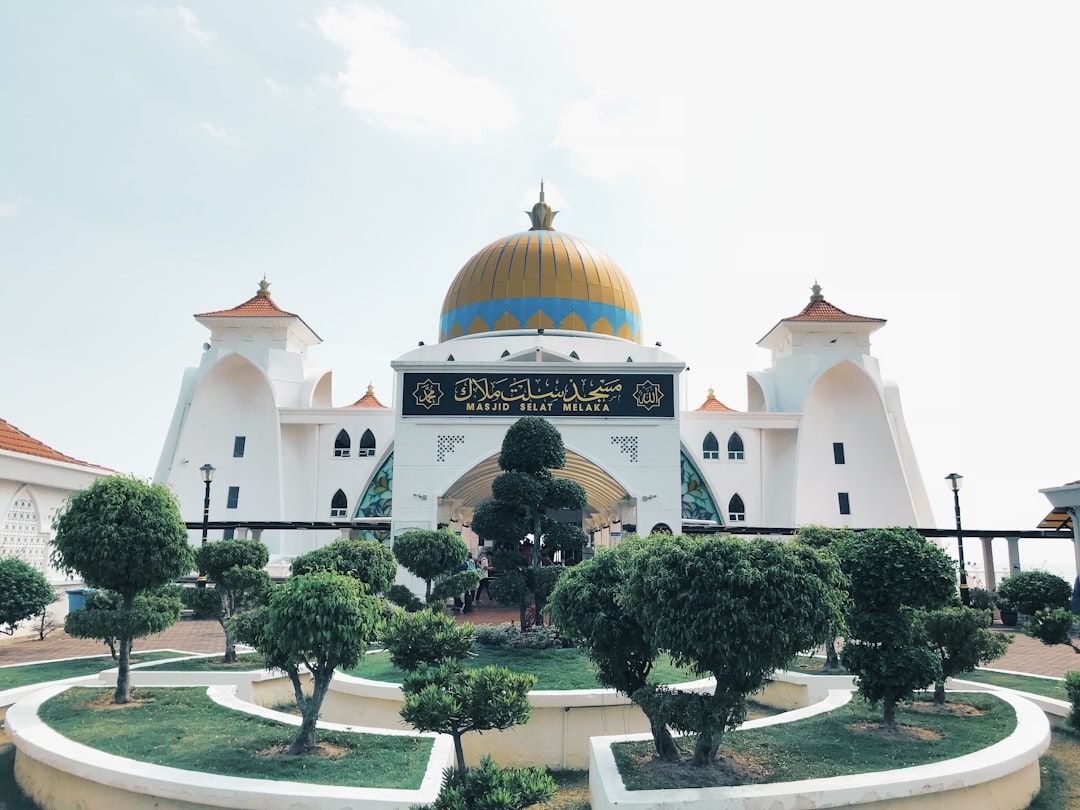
315;3;518;143
199;121;237;144
264;77;288;94
0;198;25;218
135;5;214;45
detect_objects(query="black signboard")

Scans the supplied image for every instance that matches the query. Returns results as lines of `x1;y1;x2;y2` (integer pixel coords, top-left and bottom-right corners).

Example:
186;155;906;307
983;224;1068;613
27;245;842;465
402;372;674;418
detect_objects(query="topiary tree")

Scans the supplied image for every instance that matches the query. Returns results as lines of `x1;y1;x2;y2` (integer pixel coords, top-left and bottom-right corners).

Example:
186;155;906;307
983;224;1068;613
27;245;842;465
51;475;195;704
920;606;1012;703
836;527;956;726
624;533;846;766
290;537;397;596
67;587;183;661
793;525;853;670
473;416;587;571
392;529;474;605
1065;671;1080;730
185;539;270;663
0;557;55;636
381;608;537;776
419;755;556;810
996;570;1071;617
548;536;678;760
1027;608;1079;653
233;570;381;754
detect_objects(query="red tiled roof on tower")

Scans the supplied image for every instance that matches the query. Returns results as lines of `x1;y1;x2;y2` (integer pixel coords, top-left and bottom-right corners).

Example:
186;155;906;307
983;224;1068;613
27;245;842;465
195;278;299;318
783;283;884;324
348;384;388;409
0;418;105;469
696;388;735;412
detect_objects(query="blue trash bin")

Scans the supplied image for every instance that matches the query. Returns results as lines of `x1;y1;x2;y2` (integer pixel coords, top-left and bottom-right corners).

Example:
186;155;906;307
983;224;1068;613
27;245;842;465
66;588;94;611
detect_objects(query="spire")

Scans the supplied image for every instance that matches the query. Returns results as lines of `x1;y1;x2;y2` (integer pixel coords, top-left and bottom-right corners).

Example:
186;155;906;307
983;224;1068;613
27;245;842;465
257;277;271;298
810;281;824;302
526;179;558;231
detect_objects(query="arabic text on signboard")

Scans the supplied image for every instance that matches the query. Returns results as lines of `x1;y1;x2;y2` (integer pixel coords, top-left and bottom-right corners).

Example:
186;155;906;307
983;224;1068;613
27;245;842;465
402;373;674;418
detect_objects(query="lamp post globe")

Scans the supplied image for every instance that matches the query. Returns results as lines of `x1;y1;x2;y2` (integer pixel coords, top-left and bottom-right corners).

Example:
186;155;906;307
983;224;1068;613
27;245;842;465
945;473;969;606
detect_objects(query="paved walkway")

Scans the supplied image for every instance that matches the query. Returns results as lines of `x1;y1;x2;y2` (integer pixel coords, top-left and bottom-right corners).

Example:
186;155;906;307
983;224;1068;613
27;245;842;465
0;599;523;666
2;604;1077;678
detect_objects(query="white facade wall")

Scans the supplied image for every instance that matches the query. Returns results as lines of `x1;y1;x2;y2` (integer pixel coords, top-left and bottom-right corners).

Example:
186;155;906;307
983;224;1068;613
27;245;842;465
155;291;935;560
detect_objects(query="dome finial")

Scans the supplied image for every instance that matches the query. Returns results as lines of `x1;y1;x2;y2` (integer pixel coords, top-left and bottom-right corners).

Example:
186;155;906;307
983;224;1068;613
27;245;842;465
258;277;271;298
526;179;558;231
810;280;824;302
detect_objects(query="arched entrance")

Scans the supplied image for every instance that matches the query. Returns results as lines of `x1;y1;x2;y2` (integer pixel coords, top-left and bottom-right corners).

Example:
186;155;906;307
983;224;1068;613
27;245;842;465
438;449;633;539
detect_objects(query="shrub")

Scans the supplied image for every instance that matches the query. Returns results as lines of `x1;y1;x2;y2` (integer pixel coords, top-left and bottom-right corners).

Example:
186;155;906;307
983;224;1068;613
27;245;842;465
996;571;1071;616
1027;608;1077;648
473;622;564;650
968;587;994;611
387;584;424;613
419;755;556;810
1066;671;1080;731
0;557;55;636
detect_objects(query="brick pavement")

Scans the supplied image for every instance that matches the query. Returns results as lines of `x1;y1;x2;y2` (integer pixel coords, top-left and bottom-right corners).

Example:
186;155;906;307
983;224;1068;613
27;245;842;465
0;599;522;667
2;604;1077;679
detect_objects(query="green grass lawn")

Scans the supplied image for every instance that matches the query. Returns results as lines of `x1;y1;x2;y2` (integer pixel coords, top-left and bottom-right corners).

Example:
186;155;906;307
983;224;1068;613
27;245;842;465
0;651;186;692
38;687;433;789
346;648;698;690
613;692;1016;790
136;652;269;672
955;669;1069;702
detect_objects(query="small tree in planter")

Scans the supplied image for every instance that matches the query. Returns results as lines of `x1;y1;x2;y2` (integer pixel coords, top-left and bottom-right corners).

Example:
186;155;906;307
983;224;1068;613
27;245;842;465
920;606;1012;703
0;557;55;637
290;537;397;596
793;525;853;670
381;607;553;809
51;475;195;704
836;527;955;726
548;536;679;760
233;570;380;755
392;529;476;607
624;533;846;766
185;538;270;663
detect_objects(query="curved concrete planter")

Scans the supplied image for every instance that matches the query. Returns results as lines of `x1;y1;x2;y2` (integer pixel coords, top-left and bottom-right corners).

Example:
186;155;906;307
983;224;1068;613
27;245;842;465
589;689;1051;810
7;682;452;810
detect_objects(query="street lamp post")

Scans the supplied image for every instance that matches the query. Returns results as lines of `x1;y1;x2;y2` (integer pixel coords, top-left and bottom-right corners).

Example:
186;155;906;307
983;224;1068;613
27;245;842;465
197;464;215;588
945;472;970;606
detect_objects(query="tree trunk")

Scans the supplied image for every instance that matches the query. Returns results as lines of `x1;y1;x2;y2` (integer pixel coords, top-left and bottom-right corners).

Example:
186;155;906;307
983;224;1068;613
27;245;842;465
883;695;897;727
934;681;946;705
223;623;236;664
223;594;236;664
651;722;679;761
288;668;333;755
824;638;840;671
114;594;135;704
453;732;467;774
114;636;134;704
692;732;721;766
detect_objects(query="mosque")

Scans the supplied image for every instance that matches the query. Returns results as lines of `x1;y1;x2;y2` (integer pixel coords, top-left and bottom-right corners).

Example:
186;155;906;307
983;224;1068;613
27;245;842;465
153;188;933;561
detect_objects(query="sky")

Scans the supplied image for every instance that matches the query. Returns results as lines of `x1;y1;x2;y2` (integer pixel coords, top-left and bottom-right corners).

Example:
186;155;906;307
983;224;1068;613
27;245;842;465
2;2;1079;577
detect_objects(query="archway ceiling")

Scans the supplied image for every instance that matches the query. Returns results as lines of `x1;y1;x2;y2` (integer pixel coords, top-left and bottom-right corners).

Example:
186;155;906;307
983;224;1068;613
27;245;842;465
441;450;629;524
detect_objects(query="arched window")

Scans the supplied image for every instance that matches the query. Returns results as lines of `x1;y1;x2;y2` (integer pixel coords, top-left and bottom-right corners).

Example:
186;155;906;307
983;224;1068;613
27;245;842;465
727;432;744;460
728;494;746;522
334;429;351;457
702;432;719;460
358;428;376;457
330;489;348;518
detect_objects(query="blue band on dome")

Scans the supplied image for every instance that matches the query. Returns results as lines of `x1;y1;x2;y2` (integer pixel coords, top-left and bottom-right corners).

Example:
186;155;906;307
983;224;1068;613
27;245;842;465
441;297;641;341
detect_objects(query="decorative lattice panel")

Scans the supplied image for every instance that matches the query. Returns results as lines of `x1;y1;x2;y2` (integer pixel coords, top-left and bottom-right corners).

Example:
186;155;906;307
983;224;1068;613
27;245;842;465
437;435;465;462
2;496;50;574
611;435;639;463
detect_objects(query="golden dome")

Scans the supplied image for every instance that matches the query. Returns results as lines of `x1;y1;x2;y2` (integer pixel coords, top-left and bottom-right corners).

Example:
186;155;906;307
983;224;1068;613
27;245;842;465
439;187;642;343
